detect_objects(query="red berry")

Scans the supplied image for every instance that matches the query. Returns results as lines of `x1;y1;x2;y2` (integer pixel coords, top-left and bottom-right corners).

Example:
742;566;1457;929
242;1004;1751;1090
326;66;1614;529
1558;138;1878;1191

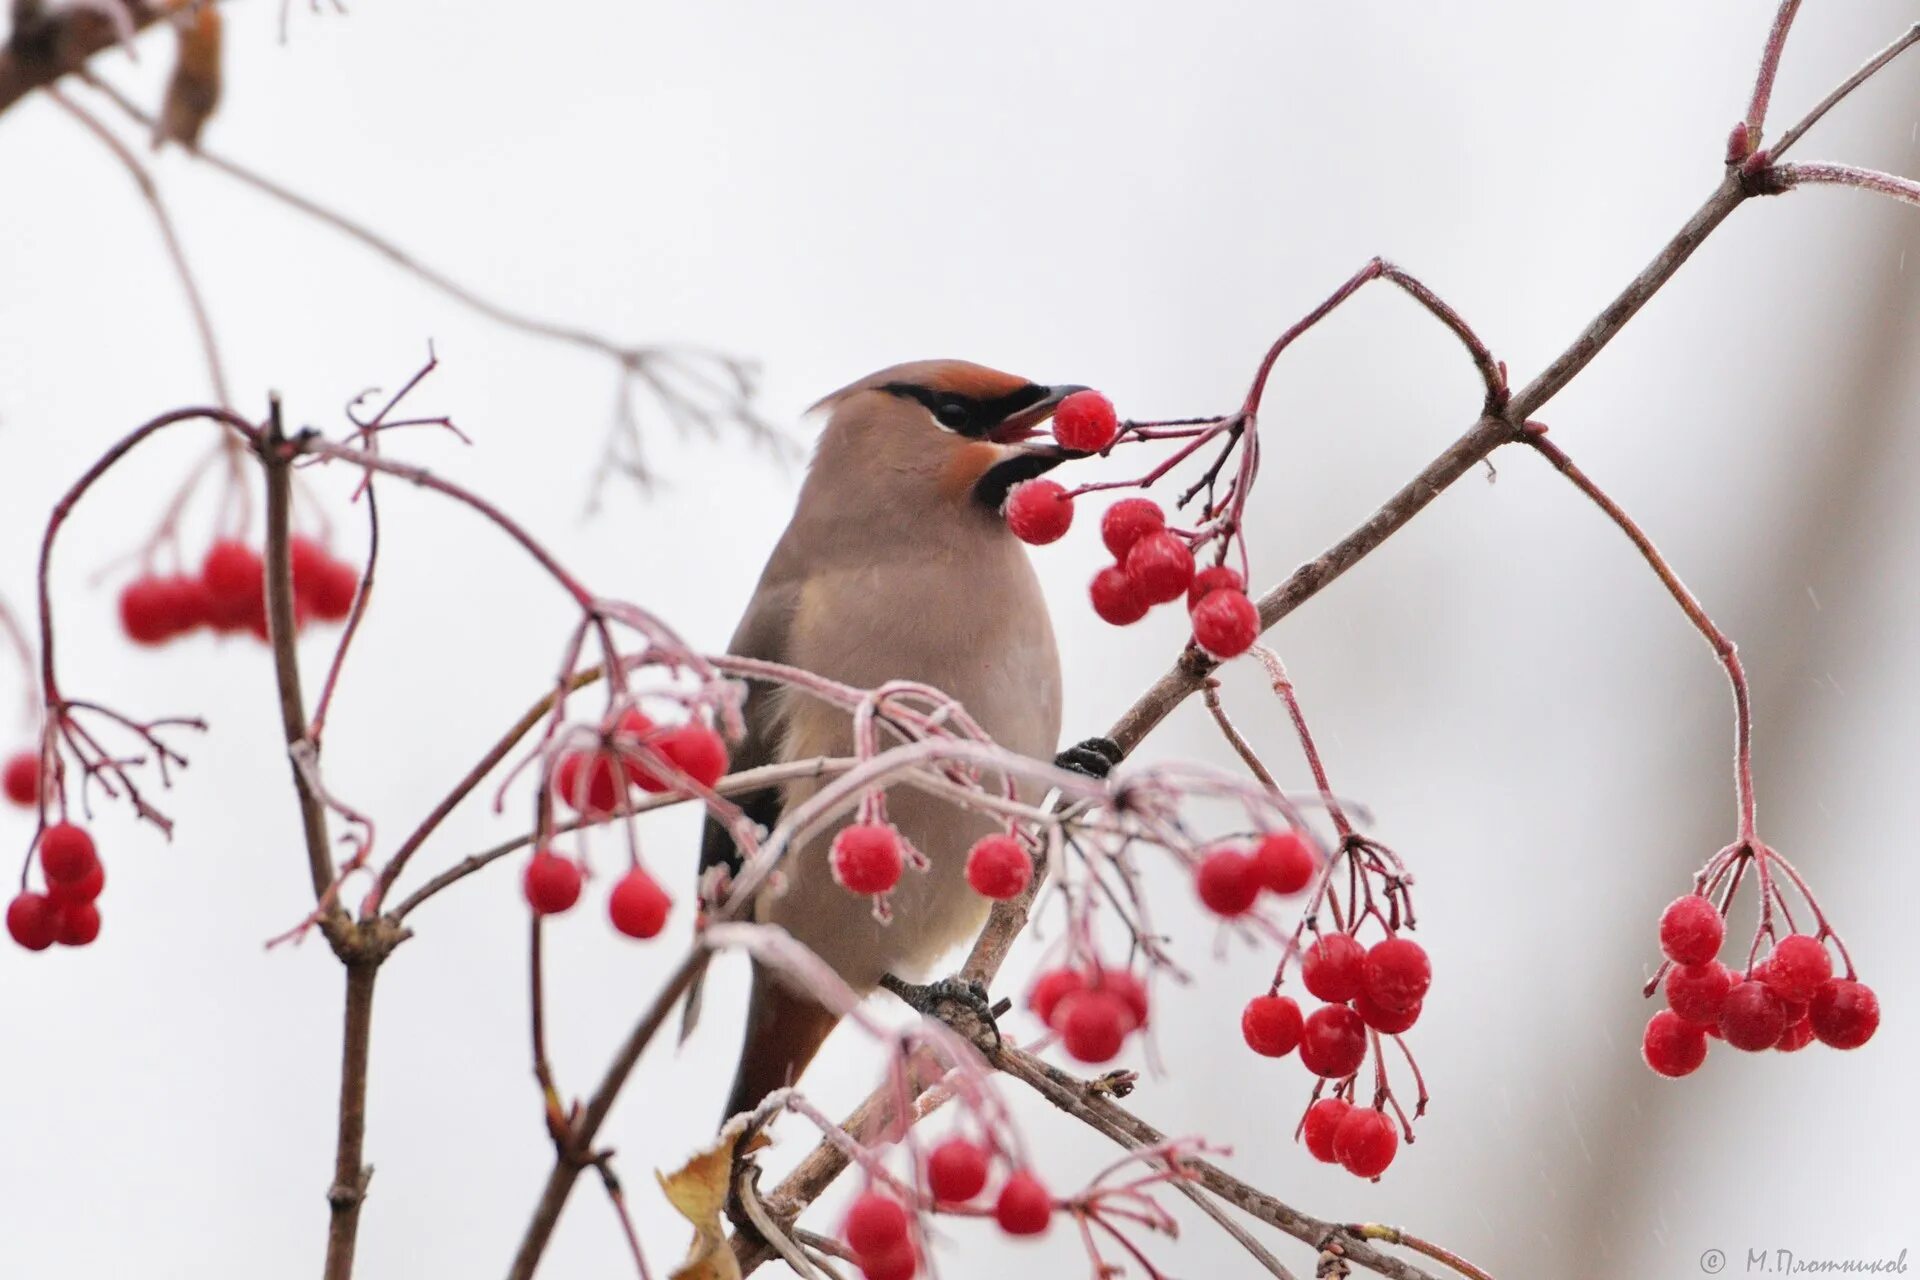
1642;1009;1710;1077
1005;479;1075;545
831;824;904;895
288;536;330;602
522;851;583;915
1241;994;1304;1057
1363;937;1431;1014
1301;933;1367;1003
994;1169;1052;1237
552;750;626;818
39;822;97;885
308;559;361;623
859;1243;918;1280
1187;564;1245;611
1774;1013;1815;1052
1089;966;1150;1030
1052;389;1118;452
843;1191;910;1258
1123;531;1194;606
1190;589;1259;658
1353;990;1421;1034
53;900;100;947
608;867;671;939
1719;979;1788;1051
3;750;39;808
1302;1098;1351;1163
1194;848;1260;917
119;577;179;645
201;540;265;619
1759;934;1832;1005
1809;978;1879;1049
6;892;57;951
1027;966;1086;1027
926;1137;990;1204
1333;1107;1399;1179
1299;1003;1368;1078
1664;961;1734;1027
48;859;105;906
654;724;729;791
1099;498;1164;560
1251;831;1315;895
965;834;1031;900
1659;895;1724;966
1057;989;1130;1063
1089;565;1149;626
159;575;214;635
613;709;664;789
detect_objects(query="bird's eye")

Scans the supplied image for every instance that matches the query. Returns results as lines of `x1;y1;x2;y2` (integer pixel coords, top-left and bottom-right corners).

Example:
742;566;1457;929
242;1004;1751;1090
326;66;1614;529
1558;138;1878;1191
934;400;970;430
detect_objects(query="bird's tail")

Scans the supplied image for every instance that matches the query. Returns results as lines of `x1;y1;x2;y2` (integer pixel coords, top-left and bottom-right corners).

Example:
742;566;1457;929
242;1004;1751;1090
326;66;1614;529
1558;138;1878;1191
721;961;842;1125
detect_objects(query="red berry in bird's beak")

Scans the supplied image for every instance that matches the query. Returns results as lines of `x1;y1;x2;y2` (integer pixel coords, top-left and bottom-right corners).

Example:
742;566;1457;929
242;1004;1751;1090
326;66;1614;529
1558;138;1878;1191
1051;390;1118;453
1004;479;1074;545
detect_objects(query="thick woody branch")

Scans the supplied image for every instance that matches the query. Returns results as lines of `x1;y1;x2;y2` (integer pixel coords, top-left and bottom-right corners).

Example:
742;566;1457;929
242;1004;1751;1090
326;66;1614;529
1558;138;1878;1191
0;0;173;118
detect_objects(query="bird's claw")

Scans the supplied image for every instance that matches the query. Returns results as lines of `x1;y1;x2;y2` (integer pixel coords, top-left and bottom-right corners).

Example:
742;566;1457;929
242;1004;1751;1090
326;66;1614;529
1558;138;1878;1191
1054;735;1123;780
880;973;1003;1051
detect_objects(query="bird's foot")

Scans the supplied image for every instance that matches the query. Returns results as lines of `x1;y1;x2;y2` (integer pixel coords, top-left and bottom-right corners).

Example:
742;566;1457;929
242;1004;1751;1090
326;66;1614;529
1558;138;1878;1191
880;973;1003;1051
1055;735;1123;780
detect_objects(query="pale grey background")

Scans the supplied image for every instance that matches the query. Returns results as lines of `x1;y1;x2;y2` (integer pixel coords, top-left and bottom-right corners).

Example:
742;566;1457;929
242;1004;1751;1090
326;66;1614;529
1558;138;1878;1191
1;3;1915;1277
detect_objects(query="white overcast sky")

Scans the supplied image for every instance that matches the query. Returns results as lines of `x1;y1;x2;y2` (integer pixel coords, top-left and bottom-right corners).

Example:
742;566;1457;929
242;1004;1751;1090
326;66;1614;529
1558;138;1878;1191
2;3;1917;1277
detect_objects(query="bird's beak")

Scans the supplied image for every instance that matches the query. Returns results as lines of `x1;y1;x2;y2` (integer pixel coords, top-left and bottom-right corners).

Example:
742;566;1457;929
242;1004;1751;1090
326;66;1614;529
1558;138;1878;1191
989;384;1091;446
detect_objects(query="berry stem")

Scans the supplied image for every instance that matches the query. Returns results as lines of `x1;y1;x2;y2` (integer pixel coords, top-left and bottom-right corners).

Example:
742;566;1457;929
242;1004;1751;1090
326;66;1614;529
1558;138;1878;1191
1741;1;1804;144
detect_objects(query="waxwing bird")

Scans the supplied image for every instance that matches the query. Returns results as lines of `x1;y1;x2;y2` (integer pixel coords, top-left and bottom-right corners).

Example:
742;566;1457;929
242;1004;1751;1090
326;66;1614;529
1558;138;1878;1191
705;359;1114;1123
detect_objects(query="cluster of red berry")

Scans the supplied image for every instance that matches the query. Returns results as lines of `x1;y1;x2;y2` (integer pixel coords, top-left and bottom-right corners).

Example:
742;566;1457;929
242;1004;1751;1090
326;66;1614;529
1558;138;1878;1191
841;1151;1053;1279
997;390;1262;660
119;536;358;646
1298;1097;1400;1180
1025;962;1151;1064
5;816;106;951
1192;829;1319;917
1642;894;1879;1077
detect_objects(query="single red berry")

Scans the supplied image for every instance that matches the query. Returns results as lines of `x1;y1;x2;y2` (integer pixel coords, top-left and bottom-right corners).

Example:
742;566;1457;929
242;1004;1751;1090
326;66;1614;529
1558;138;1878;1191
1299;1003;1368;1078
1658;895;1724;966
308;559;361;622
39;823;97;885
858;1243;918;1280
289;536;330;600
1241;994;1304;1057
1005;479;1075;545
1089;966;1150;1030
655;724;729;791
608;867;671;939
1190;588;1259;658
1774;1013;1815;1053
552;750;627;818
522;851;583;915
613;709;665;789
1123;531;1195;606
1089;564;1149;626
53;900;100;947
1642;1009;1710;1077
6;892;57;951
1301;933;1367;1003
831;824;904;895
1302;1098;1351;1163
1759;935;1832;1005
994;1169;1052;1237
159;575;214;634
1353;990;1421;1034
1052;389;1119;452
48;859;105;906
1099;498;1165;560
1334;1107;1399;1179
1027;966;1086;1027
1194;847;1260;917
119;577;179;645
1665;961;1734;1027
1363;937;1432;1014
201;539;263;603
1809;978;1879;1050
965;833;1031;900
1057;989;1130;1063
1251;830;1316;895
1187;564;1245;611
1720;979;1788;1051
843;1191;910;1258
3;750;40;808
926;1137;990;1204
